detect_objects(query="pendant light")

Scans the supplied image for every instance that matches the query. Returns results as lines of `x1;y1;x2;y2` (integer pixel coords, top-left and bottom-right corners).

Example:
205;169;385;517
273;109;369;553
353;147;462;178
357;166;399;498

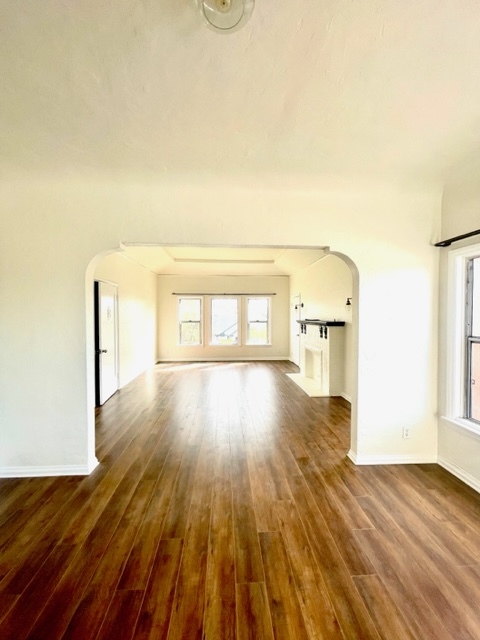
196;0;254;33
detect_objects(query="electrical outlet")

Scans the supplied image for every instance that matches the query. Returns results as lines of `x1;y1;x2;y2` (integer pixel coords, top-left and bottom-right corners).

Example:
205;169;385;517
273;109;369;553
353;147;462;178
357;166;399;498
402;427;411;439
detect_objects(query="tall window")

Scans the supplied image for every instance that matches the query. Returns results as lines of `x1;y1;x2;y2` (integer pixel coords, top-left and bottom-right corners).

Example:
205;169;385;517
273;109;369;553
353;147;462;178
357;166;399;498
210;298;239;345
466;257;480;422
178;297;202;345
246;297;270;345
447;244;480;431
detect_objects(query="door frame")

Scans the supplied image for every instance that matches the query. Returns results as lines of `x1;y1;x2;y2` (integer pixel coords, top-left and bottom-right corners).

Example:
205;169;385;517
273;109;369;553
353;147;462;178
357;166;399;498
94;280;119;406
290;293;303;366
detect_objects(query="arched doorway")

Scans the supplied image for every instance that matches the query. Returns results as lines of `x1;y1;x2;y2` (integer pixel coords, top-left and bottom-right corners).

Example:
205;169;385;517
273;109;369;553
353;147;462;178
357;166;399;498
85;245;360;468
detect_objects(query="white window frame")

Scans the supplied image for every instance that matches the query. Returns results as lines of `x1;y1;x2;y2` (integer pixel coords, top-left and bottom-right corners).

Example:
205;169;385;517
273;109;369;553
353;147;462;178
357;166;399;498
177;296;203;346
446;243;480;434
245;296;272;346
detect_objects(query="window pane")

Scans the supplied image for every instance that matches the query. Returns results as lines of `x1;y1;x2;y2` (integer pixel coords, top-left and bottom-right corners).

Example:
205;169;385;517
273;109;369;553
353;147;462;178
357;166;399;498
472;258;480;337
471;341;480;422
247;322;268;344
179;298;201;322
247;298;269;345
211;299;238;345
180;322;200;345
248;298;268;322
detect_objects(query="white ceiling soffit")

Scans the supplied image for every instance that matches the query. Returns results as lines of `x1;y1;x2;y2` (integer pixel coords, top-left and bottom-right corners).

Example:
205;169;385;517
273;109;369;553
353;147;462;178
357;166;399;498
122;246;327;276
1;1;480;183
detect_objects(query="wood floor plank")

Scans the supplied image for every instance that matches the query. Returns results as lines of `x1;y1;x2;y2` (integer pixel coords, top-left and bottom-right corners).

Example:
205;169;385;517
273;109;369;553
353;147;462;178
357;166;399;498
274;500;345;640
0;543;75;639
165;427;216;640
287;473;382;640
361;466;480;568
95;590;144;640
0;476;83;591
354;525;455;640
352;575;418;640
259;531;310;640
118;444;185;590
231;448;265;584
356;494;480;640
295;456;376;577
133;539;184;639
236;582;274;640
60;427;160;547
203;444;236;640
246;445;279;533
60;457;163;640
160;444;202;540
25;457;149;640
0;594;18;627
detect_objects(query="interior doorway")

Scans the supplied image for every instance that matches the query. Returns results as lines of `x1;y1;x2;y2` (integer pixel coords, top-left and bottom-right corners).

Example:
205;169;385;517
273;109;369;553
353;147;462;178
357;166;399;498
94;280;119;406
290;294;302;366
86;245;360;464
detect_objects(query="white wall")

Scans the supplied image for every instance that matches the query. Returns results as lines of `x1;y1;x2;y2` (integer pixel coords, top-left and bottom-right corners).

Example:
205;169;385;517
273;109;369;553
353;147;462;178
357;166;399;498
157;275;289;361
0;178;440;476
94;252;157;389
438;159;480;490
290;254;353;400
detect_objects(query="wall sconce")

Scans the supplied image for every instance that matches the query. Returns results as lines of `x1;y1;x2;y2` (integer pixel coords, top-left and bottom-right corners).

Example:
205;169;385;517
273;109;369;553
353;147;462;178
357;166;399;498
196;0;255;33
346;297;352;306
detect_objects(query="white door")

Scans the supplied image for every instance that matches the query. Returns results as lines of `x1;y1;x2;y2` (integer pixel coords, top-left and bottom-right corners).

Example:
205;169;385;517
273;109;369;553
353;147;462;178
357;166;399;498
97;281;118;405
290;294;302;366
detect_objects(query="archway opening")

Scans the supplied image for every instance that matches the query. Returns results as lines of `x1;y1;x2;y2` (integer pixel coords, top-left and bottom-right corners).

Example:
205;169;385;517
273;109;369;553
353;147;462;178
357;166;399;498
85;244;360;468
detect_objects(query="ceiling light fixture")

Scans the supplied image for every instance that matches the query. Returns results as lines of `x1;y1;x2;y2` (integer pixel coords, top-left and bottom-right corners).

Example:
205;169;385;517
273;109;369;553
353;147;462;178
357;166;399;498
196;0;254;33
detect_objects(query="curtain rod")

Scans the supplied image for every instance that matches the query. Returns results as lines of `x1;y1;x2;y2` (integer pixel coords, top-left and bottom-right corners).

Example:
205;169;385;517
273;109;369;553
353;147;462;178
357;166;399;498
435;229;480;247
172;293;276;296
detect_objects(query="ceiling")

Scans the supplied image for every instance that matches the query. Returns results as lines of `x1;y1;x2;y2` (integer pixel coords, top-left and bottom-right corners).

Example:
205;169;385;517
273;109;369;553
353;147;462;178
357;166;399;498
1;1;480;184
122;245;326;276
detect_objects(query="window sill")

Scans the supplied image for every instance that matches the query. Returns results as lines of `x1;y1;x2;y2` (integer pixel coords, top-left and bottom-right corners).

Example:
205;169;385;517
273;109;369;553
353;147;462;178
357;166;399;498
209;344;241;348
441;416;480;438
245;343;272;347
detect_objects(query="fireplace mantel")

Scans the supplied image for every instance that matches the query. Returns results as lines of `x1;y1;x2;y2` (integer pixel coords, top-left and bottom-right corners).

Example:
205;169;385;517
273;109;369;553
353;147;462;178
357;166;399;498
297;319;345;339
296;319;345;326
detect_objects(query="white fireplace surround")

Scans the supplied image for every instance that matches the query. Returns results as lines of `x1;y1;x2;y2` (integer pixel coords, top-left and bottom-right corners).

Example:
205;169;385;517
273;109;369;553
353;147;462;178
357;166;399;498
288;322;345;397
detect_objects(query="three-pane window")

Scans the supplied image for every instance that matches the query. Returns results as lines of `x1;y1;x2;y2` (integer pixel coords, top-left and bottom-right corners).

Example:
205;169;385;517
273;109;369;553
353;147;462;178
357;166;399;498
178;296;271;346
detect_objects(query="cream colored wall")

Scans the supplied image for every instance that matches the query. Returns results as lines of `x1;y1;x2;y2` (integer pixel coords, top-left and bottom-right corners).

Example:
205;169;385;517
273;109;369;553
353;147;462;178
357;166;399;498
94;253;157;389
439;162;480;490
289;254;353;400
157;275;289;361
0;178;440;475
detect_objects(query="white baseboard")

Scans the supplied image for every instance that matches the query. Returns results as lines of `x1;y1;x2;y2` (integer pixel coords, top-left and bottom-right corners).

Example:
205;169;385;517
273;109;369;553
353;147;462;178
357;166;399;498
156;356;289;363
438;456;480;494
348;450;438;466
341;392;352;403
0;458;99;478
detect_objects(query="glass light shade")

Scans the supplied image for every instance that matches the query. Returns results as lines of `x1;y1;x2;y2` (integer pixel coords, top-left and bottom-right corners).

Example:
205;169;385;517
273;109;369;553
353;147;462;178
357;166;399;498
197;0;254;33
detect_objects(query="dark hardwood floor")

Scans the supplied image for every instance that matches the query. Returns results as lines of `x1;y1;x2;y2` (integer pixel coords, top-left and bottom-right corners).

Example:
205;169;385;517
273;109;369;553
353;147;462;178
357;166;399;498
1;360;480;639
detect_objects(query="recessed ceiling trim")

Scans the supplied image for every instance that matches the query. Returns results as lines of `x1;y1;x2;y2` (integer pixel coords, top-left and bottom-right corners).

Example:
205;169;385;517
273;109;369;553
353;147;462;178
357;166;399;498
173;258;276;264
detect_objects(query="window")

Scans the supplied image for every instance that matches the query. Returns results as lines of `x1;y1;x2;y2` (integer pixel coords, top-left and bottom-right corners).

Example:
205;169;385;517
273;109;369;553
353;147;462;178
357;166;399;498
176;294;273;348
210;298;239;345
466;257;480;422
446;244;480;431
246;297;270;345
178;297;202;345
